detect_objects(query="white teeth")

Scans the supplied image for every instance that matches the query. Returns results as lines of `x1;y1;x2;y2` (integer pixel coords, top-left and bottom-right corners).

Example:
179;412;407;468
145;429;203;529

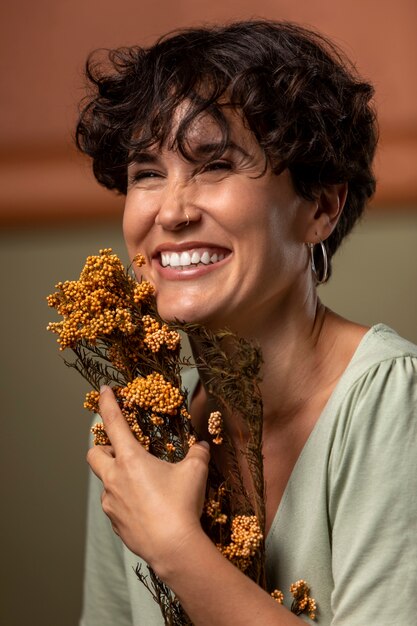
160;249;227;268
170;252;180;267
180;251;191;266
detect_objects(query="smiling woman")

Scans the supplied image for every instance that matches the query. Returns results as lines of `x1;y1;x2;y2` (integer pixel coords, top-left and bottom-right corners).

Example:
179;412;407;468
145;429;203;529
76;20;417;626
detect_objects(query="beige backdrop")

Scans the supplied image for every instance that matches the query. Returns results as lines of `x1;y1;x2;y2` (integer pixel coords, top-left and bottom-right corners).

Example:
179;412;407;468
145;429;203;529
1;1;416;625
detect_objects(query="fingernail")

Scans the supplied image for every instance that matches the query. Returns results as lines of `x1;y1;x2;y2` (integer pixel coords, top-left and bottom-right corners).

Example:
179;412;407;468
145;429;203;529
199;440;210;450
100;385;110;394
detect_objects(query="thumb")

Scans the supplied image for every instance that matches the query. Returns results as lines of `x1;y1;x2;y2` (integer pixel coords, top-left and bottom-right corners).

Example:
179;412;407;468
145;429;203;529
183;439;210;479
187;440;210;462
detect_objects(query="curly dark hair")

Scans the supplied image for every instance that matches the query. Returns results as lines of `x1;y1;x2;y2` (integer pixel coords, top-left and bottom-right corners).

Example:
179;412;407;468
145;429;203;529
76;20;377;280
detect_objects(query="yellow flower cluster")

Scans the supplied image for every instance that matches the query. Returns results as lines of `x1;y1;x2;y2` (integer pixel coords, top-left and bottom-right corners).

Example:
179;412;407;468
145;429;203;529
271;589;284;604
133;253;146;268
90;412;151;449
123;411;151;449
142;315;181;353
208;410;223;445
90;422;110;445
47;249;153;350
290;580;317;621
187;434;197;447
133;282;155;304
206;498;228;525
84;390;100;413
220;515;263;571
118;373;183;416
181;407;192;421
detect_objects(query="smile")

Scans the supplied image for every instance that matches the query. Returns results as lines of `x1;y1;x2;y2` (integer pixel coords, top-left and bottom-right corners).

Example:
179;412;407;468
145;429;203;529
160;249;226;269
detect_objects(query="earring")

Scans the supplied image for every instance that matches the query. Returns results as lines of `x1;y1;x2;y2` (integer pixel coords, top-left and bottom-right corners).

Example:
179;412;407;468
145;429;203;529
308;240;328;284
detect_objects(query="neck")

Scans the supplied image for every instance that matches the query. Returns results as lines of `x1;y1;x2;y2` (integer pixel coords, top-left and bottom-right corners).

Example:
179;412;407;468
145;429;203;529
188;282;366;433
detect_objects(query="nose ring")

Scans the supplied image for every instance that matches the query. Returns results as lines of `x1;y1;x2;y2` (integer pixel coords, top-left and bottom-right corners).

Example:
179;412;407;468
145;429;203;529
184;213;190;227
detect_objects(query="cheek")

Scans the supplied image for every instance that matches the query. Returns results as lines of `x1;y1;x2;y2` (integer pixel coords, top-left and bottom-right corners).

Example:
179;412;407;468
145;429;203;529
122;197;150;252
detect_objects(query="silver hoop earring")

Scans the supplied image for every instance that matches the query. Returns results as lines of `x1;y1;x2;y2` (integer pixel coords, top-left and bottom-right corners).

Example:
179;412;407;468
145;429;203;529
308;241;328;284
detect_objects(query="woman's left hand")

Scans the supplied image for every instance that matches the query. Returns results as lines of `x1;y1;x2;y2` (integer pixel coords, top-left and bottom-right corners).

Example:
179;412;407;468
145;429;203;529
87;385;210;575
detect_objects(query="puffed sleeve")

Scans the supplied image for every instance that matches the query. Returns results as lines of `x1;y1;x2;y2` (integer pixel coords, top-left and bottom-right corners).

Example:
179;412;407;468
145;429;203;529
79;439;134;626
329;356;417;625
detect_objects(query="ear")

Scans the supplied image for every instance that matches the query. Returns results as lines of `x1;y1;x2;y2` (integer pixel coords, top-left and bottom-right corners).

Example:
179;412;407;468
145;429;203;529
305;183;348;242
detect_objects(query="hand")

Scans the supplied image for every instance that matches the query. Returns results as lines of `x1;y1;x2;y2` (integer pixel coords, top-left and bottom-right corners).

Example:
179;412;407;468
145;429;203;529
87;385;210;575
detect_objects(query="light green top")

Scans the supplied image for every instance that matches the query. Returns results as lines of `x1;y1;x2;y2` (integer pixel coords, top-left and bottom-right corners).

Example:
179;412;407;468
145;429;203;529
80;324;417;626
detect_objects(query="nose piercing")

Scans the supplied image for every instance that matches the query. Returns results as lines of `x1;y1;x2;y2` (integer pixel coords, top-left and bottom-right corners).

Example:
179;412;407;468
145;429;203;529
184;213;190;227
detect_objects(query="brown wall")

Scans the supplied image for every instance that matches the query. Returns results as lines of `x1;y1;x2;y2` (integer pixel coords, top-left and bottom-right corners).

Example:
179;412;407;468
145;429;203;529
1;0;417;226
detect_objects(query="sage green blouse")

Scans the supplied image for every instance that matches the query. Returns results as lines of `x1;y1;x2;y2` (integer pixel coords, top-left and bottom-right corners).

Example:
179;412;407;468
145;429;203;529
80;325;417;625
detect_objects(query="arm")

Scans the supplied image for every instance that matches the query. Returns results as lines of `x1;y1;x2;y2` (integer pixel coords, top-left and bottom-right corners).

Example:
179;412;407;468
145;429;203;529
329;356;417;625
87;386;303;626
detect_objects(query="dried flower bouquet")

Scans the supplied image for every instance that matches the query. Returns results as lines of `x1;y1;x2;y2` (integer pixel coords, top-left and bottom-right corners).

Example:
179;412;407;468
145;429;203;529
47;248;316;624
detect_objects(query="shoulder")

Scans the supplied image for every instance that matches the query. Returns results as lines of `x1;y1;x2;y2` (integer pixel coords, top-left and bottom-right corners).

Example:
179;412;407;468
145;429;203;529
326;325;417;479
332;324;417;415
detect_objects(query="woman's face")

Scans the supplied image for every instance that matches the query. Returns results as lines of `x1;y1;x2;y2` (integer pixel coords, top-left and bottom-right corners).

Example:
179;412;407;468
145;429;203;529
123;109;315;332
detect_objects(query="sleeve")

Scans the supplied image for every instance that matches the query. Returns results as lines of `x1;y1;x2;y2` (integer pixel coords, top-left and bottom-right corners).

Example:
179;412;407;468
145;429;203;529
328;356;417;626
79;431;134;626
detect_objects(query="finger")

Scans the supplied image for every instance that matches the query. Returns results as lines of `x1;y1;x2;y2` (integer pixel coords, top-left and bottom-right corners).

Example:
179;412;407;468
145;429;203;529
87;443;113;479
98;385;138;453
185;440;211;468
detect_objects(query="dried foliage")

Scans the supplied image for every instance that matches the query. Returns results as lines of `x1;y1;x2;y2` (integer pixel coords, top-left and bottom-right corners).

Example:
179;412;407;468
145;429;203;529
47;248;316;623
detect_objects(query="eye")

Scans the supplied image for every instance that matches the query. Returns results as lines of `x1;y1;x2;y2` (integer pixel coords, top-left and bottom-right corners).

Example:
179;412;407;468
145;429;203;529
127;170;162;186
202;160;232;173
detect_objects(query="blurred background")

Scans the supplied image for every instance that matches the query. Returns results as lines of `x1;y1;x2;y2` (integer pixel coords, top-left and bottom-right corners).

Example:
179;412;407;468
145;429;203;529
1;1;416;624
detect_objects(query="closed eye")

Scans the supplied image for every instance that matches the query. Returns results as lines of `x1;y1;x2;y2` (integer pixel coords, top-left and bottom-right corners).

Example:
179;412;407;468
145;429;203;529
201;161;232;173
128;170;162;184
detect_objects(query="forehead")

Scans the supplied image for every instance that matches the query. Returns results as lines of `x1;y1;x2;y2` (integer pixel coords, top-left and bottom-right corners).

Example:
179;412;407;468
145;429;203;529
131;99;259;160
174;101;253;144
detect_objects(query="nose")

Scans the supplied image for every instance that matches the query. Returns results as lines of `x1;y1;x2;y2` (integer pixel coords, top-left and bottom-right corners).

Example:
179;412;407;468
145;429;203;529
155;179;200;231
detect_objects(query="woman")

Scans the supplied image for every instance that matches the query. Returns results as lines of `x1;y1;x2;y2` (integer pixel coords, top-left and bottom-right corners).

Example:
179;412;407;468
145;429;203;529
77;21;417;625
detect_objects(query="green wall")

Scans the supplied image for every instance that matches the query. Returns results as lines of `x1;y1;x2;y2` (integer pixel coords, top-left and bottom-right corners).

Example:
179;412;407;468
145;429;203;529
1;211;416;626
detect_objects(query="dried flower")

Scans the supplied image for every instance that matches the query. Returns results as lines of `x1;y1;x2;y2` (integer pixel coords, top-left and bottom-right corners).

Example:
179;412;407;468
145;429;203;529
46;248;153;349
271;589;284;604
208;410;223;445
118;373;183;416
219;515;263;571
48;248;317;625
290;579;317;621
142;315;181;353
84;390;100;413
90;422;110;446
205;498;228;525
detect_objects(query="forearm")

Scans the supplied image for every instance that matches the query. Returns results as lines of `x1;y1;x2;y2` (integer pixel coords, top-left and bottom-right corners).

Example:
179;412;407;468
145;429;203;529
157;529;303;626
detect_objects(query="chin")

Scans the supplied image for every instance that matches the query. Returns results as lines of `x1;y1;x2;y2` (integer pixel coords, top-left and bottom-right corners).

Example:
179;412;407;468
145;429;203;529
155;298;210;325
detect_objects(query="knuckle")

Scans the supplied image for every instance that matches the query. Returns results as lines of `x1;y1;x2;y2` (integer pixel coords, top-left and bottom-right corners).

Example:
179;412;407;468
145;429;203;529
86;447;96;465
101;493;112;517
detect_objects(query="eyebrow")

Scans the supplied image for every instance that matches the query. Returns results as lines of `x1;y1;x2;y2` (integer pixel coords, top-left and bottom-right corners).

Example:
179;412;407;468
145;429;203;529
128;152;159;166
128;141;251;165
191;141;251;159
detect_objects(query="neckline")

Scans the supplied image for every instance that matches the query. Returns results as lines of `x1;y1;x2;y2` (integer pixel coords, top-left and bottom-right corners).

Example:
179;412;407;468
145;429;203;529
265;323;394;544
184;324;394;544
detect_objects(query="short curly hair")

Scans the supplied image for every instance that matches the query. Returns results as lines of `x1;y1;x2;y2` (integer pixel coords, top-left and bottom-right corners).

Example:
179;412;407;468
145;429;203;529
76;20;378;280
